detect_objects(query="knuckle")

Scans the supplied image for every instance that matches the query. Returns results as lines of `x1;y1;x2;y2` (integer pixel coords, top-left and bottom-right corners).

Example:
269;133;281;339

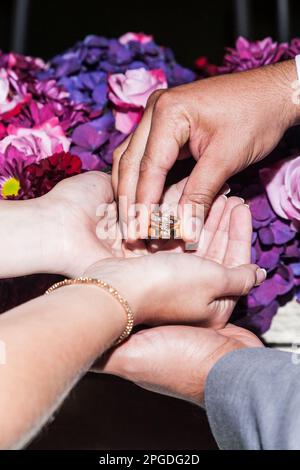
232;268;256;296
154;90;188;122
183;189;215;214
146;88;165;107
139;153;168;176
154;90;177;115
119;149;137;170
139;153;153;174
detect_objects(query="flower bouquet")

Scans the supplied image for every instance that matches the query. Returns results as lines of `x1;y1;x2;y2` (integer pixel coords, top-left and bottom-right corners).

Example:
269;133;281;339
0;33;300;335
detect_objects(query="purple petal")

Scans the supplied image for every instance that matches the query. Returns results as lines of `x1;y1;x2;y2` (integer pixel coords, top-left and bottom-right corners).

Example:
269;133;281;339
72;123;109;150
258;249;281;271
290;262;300;277
92;83;108;105
258;227;274;245
284;241;300;258
271;219;296;244
250;195;274;221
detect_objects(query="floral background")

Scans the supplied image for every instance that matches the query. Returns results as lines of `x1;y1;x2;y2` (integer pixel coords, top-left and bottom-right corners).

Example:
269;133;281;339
1;33;300;335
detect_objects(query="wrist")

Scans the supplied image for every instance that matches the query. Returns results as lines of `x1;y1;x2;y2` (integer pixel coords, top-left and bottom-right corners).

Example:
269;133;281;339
0;197;68;277
47;283;127;347
269;59;300;127
83;257;156;326
31;196;71;275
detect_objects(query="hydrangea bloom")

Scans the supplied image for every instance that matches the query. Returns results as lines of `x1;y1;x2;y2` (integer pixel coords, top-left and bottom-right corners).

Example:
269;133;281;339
229;158;300;334
41;33;196;168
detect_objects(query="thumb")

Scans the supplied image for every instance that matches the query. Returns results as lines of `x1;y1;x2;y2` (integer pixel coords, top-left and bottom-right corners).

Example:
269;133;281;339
179;149;231;242
221;264;267;297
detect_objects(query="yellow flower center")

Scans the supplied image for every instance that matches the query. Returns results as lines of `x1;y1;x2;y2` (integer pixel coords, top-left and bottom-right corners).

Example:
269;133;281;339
1;177;21;198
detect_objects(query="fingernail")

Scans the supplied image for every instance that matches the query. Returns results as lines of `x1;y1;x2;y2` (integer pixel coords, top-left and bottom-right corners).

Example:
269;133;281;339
220;184;231;196
239;197;245;203
221;195;228;201
244;204;250;209
255;268;267;286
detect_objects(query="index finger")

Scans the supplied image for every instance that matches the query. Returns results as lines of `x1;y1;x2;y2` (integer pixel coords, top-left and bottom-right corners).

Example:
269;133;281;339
136;97;190;208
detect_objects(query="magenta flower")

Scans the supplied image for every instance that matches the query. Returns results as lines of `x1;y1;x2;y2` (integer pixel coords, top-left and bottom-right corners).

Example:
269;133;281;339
219;37;288;74
286;38;300;58
0;145;35;199
260;156;300;230
119;32;153;45
108;68;167;134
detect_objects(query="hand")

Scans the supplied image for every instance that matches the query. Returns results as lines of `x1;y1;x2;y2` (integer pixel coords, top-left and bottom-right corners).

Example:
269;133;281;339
39;171;124;277
97;323;263;407
113;60;299;240
84;201;266;327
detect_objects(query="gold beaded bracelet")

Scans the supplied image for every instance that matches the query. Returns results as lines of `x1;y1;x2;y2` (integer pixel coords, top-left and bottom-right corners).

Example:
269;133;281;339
45;277;134;345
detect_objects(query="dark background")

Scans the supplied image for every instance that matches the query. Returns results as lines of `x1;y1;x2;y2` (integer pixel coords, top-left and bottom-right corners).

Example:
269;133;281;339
0;0;298;451
2;0;300;67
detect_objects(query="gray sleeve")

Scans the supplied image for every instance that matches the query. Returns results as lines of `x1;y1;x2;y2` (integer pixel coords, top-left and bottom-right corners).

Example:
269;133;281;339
205;347;300;450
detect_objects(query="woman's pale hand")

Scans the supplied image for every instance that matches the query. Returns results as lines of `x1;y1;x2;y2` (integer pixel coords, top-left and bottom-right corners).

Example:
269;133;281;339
84;201;266;327
40;171;124;277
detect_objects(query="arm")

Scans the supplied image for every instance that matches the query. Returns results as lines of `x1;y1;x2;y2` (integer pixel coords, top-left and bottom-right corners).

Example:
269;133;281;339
0;171;120;278
0;241;262;449
0;283;126;449
205;347;300;450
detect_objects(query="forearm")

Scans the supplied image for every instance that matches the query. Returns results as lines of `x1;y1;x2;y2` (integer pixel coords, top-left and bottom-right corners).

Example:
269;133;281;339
205;348;300;450
0;284;125;449
0;197;66;277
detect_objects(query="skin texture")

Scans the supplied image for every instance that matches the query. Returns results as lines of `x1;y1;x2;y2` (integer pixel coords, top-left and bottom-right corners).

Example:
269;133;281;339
113;59;300;240
99;323;263;407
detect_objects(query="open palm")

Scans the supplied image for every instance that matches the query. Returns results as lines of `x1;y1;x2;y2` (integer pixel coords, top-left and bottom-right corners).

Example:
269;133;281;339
97;323;262;407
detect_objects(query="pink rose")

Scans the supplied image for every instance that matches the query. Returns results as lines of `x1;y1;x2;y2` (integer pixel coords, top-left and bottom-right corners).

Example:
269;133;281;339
119;32;153;45
260;156;300;229
108;68;167;134
0;69;30;119
0;117;70;161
